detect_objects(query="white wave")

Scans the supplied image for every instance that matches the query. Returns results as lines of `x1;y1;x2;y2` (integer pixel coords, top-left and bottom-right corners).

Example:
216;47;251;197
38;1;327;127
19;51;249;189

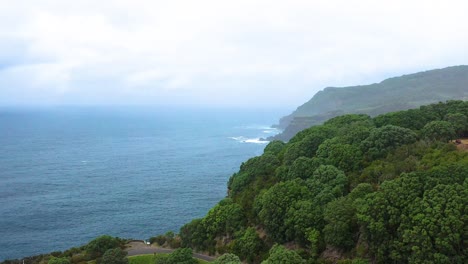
244;138;269;144
263;129;280;134
236;125;278;130
229;136;269;144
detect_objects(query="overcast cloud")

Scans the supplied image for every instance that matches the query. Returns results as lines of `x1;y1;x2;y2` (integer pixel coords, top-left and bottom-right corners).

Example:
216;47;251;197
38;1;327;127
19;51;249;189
0;0;467;108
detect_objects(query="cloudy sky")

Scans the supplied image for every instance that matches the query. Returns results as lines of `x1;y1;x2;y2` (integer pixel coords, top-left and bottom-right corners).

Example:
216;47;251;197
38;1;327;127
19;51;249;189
1;0;467;108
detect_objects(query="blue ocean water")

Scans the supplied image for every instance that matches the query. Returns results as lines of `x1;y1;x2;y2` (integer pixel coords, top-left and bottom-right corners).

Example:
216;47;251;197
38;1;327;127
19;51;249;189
0;107;283;261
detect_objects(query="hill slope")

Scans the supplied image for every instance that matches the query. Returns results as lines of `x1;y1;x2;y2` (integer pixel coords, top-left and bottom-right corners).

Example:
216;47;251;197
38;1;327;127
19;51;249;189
273;65;468;141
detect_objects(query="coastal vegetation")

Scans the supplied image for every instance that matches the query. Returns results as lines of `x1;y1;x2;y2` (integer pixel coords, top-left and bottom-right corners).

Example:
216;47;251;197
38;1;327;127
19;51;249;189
2;100;467;264
273;66;468;141
179;100;468;263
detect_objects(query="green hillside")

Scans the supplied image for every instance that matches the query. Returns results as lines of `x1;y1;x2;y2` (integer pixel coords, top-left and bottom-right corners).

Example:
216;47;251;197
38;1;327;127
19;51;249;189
273;65;468;141
179;100;468;263
3;101;467;264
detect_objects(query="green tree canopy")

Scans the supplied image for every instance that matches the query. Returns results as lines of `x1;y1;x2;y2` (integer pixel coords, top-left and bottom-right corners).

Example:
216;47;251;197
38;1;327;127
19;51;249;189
422;120;456;142
86;235;121;258
232;227;265;264
255;179;311;242
213;253;242;264
101;248;128;264
261;244;305;264
48;257;70;264
361;125;417;160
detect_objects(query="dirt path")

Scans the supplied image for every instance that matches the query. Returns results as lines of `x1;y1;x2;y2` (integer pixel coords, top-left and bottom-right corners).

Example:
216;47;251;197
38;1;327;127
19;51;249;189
125;241;216;262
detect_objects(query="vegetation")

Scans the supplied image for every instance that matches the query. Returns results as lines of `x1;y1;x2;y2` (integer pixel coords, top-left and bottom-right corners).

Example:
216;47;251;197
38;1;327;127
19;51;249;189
212;253;241;264
273;65;468;141
1;235;128;264
2;100;467;264
154;248;198;264
128;254;156;264
179;100;468;263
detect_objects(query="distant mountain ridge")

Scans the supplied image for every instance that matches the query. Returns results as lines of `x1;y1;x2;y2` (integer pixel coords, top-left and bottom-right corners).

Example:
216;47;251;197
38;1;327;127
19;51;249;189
272;65;468;141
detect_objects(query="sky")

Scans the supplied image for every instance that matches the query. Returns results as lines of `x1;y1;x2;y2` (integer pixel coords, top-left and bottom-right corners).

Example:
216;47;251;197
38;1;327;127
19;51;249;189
0;0;467;108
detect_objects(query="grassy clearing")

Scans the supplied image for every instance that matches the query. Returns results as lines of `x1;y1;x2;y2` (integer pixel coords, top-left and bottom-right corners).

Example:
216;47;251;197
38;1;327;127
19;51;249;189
128;254;156;264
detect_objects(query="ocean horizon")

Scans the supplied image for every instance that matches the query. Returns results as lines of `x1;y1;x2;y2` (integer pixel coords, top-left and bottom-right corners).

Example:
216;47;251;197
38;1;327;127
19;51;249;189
0;106;285;261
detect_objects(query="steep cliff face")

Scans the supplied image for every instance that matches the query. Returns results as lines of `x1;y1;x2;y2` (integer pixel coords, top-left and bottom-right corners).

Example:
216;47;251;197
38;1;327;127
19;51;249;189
272;65;468;141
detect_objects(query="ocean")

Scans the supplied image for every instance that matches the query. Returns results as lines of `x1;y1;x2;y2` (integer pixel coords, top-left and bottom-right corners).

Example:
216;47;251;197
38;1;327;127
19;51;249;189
0;106;283;261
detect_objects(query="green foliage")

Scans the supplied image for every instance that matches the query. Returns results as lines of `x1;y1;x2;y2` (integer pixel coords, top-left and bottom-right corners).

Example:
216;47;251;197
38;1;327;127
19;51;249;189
180;218;209;251
357;163;467;263
202;198;246;238
286;157;321;180
232;228;265;263
308;165;347;198
255;179;311;242
284;200;322;245
323;197;356;250
9;100;468;264
261;244;305;264
264;140;286;156
316;137;363;172
128;254;156;264
48;257;70;264
274;66;468;141
213;253;241;264
306;228;321;258
444;112;468;136
154;254;170;264
284;125;336;164
421;120;456;142
85;235;121;259
101;248;128;264
154;249;198;264
228;153;280;195
324;114;372;128
361;125;417;160
167;248;198;264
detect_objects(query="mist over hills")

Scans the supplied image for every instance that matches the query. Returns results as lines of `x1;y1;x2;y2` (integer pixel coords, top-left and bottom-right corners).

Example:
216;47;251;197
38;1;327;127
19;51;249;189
272;65;468;141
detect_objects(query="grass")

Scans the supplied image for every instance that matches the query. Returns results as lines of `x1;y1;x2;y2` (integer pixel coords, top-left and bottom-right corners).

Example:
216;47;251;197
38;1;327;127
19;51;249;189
128;254;211;264
128;254;156;264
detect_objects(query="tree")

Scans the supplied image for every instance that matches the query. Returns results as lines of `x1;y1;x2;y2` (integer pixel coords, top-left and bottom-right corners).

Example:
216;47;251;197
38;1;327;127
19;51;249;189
316;137;363;172
213;253;242;264
228;153;280;195
284;199;322;245
444;113;468;136
166;248;197;264
287;157;321;180
261;244;305;264
255;180;311;242
101;248;128;264
232;228;265;263
361;125;417;160
307;165;347;198
264;140;286;156
155;248;197;264
323;197;356;250
48;257;70;264
86;235;120;258
356;164;467;263
283;126;336;164
202;198;245;239
324;114;372;128
422;120;456;142
180;218;209;250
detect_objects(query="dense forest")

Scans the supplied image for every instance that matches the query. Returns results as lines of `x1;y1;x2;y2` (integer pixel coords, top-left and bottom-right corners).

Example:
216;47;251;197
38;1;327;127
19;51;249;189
2;100;467;264
273;66;468;141
179;100;468;263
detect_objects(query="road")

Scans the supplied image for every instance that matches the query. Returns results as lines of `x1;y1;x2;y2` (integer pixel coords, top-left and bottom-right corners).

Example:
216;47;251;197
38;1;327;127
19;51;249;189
125;241;216;262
